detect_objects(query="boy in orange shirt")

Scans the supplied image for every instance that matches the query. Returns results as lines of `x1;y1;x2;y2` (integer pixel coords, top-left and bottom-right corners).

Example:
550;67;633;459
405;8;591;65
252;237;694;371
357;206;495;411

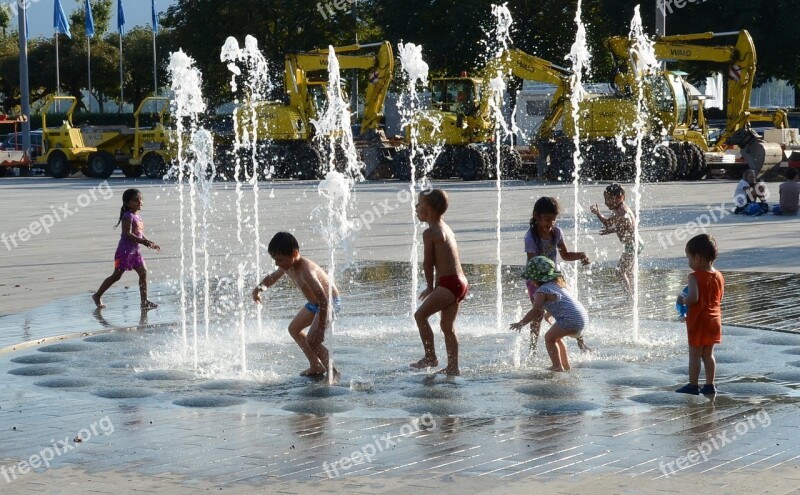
675;234;724;395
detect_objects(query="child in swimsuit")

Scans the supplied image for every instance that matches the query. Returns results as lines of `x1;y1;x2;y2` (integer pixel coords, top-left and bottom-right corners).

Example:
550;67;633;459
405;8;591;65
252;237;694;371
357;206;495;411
411;189;467;376
511;256;589;372
93;189;161;309
252;232;341;381
590;183;642;299
525;196;590;352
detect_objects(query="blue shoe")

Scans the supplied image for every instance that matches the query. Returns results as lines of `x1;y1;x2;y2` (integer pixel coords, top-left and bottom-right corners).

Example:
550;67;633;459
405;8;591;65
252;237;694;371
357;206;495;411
700;384;717;395
675;383;700;395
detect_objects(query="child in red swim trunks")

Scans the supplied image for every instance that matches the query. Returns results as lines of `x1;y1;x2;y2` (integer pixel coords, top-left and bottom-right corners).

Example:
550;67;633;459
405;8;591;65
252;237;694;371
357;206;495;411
675;234;725;395
411;189;467;376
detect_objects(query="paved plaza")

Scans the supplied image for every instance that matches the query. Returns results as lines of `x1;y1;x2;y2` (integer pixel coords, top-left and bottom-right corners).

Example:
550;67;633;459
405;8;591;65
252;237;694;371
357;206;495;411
1;176;799;494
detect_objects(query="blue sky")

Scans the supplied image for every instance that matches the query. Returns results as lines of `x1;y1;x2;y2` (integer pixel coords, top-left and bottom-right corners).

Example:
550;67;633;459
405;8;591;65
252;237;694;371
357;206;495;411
19;0;177;38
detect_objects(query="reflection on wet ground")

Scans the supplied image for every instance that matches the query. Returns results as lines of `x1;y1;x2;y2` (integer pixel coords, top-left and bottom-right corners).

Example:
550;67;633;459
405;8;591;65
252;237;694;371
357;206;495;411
1;262;799;485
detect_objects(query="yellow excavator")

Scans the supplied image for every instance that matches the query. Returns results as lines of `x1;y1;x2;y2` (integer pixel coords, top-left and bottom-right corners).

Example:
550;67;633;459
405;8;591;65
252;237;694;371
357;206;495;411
605;29;786;178
395;48;576;181
229;41;394;179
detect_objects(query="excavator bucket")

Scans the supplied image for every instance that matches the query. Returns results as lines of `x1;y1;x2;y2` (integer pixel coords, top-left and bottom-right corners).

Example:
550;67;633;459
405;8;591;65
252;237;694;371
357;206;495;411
727;128;784;174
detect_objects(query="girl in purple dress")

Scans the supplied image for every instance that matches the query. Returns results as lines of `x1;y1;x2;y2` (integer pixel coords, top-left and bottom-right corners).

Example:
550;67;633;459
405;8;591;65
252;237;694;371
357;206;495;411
93;189;161;309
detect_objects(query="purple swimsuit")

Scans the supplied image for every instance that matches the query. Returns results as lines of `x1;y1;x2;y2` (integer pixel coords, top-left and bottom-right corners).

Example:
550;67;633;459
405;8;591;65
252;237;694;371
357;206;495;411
114;212;145;271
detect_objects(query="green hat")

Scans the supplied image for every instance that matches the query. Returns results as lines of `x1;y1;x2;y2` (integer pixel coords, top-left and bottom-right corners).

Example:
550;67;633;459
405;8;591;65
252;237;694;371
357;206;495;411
522;256;561;283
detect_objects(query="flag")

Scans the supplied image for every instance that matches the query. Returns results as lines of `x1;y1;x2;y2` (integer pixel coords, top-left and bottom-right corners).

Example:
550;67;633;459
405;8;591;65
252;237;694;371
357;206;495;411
117;0;126;35
85;0;95;38
151;0;158;34
54;0;71;39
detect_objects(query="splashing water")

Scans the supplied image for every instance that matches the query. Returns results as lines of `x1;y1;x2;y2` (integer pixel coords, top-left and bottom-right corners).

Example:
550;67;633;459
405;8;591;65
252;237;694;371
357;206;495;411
485;3;516;331
565;0;592;298
397;42;436;317
627;6;659;340
221;35;275;366
168;49;208;370
312;47;364;382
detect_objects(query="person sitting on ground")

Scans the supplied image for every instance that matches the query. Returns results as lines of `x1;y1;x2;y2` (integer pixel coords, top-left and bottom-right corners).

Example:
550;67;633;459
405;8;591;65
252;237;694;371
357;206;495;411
733;169;769;215
252;232;341;381
772;167;800;215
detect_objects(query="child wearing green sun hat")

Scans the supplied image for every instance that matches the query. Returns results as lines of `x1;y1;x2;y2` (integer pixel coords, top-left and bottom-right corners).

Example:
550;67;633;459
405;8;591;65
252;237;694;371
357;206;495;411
510;256;589;372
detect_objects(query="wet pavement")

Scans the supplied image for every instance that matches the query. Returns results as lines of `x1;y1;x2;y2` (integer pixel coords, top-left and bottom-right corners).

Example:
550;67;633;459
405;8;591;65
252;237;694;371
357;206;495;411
1;179;799;493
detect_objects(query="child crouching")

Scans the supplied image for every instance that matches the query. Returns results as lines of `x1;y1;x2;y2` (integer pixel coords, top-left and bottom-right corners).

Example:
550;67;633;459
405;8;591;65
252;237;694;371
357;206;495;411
510;256;588;372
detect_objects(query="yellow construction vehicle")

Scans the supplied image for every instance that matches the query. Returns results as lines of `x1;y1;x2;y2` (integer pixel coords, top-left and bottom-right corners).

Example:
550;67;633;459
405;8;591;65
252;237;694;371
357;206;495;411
36;96;103;178
605;29;786;178
395;49;567;181
229;41;395;179
127;97;175;179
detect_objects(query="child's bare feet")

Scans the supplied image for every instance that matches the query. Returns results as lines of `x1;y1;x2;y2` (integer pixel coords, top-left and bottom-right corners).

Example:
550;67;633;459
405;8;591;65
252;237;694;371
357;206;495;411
300;366;327;377
92;293;105;308
436;366;460;376
410;357;438;369
546;365;566;372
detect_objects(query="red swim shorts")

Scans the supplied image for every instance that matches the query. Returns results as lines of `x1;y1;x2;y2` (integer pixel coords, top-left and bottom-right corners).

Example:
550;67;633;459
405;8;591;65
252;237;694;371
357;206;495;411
437;274;469;303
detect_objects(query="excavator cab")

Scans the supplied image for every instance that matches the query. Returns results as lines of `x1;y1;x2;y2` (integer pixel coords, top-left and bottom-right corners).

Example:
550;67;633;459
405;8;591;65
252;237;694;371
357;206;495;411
431;78;480;116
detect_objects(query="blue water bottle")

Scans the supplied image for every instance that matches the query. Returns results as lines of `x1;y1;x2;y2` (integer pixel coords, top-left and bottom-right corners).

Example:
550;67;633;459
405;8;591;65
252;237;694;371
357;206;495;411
675;286;689;318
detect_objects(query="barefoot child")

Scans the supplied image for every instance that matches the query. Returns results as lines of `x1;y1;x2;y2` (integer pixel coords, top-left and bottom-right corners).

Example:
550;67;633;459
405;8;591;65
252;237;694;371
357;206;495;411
525;196;590;352
675;234;724;395
252;232;341;379
93;189;161;309
510;256;588;372
590;183;642;298
411;189;467;376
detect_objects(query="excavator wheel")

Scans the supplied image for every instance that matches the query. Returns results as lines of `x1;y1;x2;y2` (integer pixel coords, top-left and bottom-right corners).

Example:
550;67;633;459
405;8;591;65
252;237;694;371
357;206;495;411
431;147;455;179
292;144;323;180
499;145;523;179
458;145;490;181
644;146;677;182
143;153;167;180
45;150;71;179
393;149;427;181
685;143;709;180
87;151;116;179
668;142;690;180
547;141;575;182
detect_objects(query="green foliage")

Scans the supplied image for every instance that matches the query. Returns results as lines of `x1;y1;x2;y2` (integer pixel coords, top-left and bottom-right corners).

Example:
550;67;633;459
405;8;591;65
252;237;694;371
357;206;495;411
0;0;796;114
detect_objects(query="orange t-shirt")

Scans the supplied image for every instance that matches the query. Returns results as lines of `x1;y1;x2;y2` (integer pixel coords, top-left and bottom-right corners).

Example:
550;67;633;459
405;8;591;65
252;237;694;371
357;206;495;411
686;270;724;346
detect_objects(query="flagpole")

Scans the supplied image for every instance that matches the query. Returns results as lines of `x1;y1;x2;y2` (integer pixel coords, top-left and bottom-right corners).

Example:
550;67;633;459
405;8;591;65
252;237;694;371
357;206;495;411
87;38;92;112
152;30;157;96
55;33;60;96
119;34;124;112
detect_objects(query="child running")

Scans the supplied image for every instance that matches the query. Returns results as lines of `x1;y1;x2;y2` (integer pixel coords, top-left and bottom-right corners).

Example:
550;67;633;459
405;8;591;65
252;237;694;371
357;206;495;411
252;232;341;380
411;189;467;376
510;256;588;372
675;234;724;395
93;189;161;309
525;196;590;351
590;183;642;298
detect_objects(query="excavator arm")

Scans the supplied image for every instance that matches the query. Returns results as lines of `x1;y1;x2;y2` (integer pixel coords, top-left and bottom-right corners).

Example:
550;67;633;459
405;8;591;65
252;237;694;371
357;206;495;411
482;48;573;140
606;30;787;147
288;42;394;134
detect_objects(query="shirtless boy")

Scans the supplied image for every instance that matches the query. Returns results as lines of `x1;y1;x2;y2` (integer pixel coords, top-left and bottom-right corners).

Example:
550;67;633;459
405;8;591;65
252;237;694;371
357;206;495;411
411;189;468;376
252;232;340;380
590;183;642;298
